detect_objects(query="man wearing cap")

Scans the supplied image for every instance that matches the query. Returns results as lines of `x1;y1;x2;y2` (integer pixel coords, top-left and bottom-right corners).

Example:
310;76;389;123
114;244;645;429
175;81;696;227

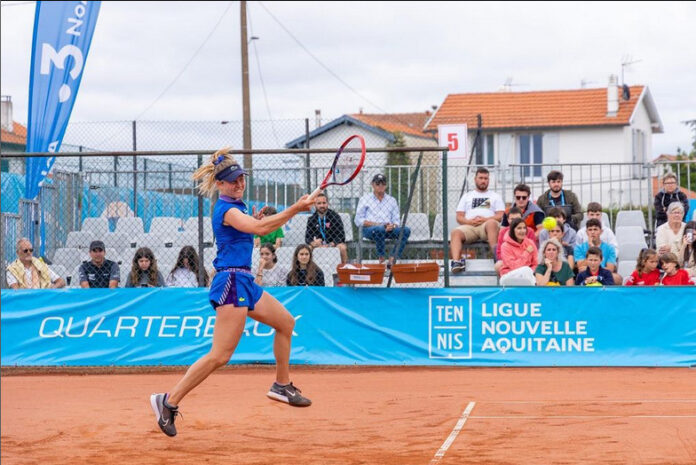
354;173;411;266
6;237;65;289
78;240;121;288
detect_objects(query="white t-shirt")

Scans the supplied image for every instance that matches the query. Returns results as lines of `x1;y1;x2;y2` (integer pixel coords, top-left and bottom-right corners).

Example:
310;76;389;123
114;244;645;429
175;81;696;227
165;267;199;287
456;190;505;219
6;264;60;288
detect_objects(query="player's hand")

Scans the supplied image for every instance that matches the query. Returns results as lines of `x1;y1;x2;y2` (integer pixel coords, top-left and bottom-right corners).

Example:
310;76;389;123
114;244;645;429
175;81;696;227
295;194;314;212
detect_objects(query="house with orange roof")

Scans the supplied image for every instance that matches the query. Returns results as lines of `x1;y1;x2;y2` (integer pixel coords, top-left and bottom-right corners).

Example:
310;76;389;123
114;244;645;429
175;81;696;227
1;96;27;174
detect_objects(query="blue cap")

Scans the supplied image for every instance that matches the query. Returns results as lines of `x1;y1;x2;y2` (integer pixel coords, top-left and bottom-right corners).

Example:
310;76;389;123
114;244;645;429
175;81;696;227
215;164;248;183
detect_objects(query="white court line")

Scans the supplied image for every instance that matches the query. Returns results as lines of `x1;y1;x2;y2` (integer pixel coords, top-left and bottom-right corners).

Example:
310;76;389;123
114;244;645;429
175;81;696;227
481;399;696;404
471;415;696;419
429;401;475;465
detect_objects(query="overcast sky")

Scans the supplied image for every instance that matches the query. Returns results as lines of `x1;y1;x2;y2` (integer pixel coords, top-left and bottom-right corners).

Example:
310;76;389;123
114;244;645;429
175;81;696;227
1;1;695;156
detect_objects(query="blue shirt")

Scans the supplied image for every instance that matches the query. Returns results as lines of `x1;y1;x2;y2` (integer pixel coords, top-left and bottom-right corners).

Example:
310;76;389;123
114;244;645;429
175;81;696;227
575;266;615;286
212;196;253;270
354;193;400;227
573;241;617;267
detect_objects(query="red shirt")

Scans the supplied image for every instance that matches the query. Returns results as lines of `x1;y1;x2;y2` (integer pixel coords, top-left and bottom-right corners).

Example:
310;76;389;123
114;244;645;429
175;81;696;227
624;269;660;286
661;269;694;286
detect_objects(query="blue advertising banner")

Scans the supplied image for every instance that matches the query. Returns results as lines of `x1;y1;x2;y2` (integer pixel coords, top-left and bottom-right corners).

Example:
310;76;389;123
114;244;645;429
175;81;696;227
26;0;101;199
1;287;695;367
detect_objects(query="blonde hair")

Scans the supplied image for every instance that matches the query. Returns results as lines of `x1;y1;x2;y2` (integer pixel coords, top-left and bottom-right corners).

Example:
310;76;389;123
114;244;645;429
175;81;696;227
539;238;565;262
192;147;239;197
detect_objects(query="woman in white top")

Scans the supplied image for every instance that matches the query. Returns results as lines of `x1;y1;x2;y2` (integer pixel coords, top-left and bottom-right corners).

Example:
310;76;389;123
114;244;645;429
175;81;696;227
166;246;209;287
254;243;288;287
656;202;686;256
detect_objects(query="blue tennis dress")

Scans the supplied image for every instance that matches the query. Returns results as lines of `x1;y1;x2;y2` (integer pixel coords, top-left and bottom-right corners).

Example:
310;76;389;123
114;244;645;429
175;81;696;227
208;196;264;310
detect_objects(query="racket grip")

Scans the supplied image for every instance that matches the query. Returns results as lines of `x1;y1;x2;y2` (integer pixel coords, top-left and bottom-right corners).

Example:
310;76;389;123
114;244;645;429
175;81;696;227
309;186;322;199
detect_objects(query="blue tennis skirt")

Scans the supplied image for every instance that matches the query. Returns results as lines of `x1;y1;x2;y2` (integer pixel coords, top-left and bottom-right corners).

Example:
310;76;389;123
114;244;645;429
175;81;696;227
209;269;264;310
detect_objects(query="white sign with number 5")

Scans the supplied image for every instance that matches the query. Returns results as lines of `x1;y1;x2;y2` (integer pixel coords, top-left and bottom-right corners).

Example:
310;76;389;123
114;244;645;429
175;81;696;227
437;124;468;159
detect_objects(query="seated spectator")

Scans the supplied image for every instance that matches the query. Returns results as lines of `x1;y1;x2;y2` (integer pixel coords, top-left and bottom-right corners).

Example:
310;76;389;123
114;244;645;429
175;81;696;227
305;192;348;264
624;248;660;286
654;172;689;228
574;202;618;251
125;247;165;287
450;167;504;273
501;183;545;239
535;238;575;286
253;206;284;249
574;219;621;283
79;240;120;288
166;245;208;287
6;238;65;289
495;206;535;262
547;222;575;270
575;246;615;286
286;244;325;286
536;170;583;230
659;252;695;285
254;243;289;287
538;207;577;246
678;221;696;277
498;218;538;286
355;173;410;267
656;202;686;256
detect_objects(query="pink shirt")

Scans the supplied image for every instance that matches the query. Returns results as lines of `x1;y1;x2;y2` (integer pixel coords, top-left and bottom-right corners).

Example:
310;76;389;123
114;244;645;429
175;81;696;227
499;235;539;276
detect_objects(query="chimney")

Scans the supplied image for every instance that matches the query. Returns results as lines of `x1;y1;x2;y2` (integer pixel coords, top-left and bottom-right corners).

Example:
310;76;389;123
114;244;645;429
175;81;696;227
315;109;322;128
607;74;619;117
1;95;13;132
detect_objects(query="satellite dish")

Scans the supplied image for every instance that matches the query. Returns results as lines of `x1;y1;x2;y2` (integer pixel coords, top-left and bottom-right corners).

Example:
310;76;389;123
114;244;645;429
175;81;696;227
622;84;631;101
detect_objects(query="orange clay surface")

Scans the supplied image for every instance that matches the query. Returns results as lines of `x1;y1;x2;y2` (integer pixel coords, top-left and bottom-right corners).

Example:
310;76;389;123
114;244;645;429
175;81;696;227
2;367;695;465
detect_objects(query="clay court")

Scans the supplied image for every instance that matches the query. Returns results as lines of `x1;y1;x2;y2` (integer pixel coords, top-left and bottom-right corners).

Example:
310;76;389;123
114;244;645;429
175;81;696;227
2;366;695;465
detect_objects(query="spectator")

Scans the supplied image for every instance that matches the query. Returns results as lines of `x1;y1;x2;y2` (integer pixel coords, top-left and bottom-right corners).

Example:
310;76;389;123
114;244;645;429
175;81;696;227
656;202;686;256
547;222;575;270
286;244;325;286
574;202;618;251
305;192;348;264
501;184;545;238
536;170;583;229
6;238;65;289
79;240;120;288
678;221;696;277
538;207;577;246
254;243;289;287
495;206;535;262
450;167;505;273
355;173;410;266
498;218;538;286
253;206;284;249
125;247;165;288
624;248;660;286
654;173;689;228
659;252;695;286
165;245;208;287
574;219;620;284
575;246;615;286
535;238;575;286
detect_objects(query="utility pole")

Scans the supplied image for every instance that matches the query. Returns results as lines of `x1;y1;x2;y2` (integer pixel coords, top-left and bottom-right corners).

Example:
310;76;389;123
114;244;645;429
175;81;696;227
240;1;252;175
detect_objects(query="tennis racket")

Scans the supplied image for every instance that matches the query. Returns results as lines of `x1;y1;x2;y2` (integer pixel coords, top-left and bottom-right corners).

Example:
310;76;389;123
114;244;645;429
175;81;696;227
309;134;366;199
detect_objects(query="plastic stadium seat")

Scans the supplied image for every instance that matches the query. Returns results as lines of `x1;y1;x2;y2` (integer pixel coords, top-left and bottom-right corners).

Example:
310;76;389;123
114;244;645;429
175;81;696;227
615;226;647;246
149;217;184;234
338;213;354;243
69;265;82;287
405;212;431;243
615;210;647;230
103;232;131;251
81;217;109;237
139;232;179;249
618;242;645;263
283;215;309;247
430;212;459;242
65;231;96;249
52;248;86;273
617;260;635;280
580;212;611;230
114;217;144;236
184;217;214;242
312;247;342;286
50;264;68;282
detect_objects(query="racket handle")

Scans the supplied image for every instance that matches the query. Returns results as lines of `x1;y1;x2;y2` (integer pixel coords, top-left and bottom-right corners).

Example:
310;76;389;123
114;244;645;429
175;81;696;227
309;186;322;200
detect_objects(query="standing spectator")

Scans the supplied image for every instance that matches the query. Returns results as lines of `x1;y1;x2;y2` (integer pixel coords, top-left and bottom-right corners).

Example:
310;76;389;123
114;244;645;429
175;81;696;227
654;173;689;228
536;170;583;229
355;173;410;266
450;167;505;273
548;222;575;270
253;206;284;249
624;248;661;286
166;246;208;287
79;240;120;288
498;218;538;285
534;238;575;286
574;202;618;251
126;247;165;287
678;221;696;277
659;253;695;285
574;219;620;284
305;192;348;264
495;206;535;261
575;246;615;286
286;244;325;286
254;243;289;287
6;238;65;289
501;184;545;238
538;207;577;247
656;202;686;256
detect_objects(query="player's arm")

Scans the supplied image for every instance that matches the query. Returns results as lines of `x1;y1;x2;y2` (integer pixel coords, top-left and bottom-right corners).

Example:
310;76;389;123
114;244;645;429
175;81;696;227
225;195;313;236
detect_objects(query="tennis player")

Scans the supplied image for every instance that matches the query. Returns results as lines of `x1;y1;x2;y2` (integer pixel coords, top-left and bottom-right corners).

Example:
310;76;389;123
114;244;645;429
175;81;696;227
150;148;315;437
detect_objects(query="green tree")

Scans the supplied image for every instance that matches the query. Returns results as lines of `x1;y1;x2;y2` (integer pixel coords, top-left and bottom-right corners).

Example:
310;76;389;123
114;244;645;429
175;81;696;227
386;131;410;211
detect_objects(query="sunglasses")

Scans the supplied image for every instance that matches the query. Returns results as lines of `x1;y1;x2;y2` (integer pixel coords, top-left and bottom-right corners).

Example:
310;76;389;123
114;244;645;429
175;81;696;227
91;247;104;252
515;195;528;200
374;180;386;185
22;248;34;253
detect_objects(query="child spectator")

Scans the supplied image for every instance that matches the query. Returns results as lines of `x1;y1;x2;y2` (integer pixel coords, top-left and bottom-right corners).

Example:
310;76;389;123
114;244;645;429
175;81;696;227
574;202;618;250
253;206;284;249
538;207;577;245
495;206;536;261
126;247;165;287
575;246;615;286
624;248;660;286
659;253;695;286
166;245;208;287
678;221;696;277
574;218;621;284
286;244;325;286
535;238;575;286
498;218;538;286
255;243;289;287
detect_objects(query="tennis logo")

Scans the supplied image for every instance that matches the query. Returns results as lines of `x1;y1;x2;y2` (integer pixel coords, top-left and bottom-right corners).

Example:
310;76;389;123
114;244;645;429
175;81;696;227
428;296;472;359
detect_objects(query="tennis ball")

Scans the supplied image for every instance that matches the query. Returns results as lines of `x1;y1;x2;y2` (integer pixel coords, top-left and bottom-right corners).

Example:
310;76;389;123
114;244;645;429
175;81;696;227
542;217;557;230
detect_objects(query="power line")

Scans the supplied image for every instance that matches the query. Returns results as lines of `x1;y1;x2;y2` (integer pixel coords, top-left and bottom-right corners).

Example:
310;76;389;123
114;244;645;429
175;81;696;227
0;1;35;7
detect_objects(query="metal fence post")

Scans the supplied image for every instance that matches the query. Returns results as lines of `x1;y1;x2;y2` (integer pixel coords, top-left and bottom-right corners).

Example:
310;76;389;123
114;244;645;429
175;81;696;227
442;149;450;287
197;154;206;286
305;118;311;193
132;120;138;217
